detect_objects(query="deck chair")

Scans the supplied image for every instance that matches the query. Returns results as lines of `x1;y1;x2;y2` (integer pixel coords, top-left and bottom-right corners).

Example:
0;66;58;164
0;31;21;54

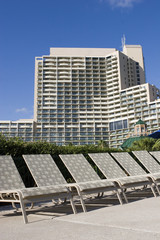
23;154;89;212
150;151;160;164
0;155;76;224
110;152;157;197
59;154;124;210
89;152;157;201
133;151;160;175
132;150;160;193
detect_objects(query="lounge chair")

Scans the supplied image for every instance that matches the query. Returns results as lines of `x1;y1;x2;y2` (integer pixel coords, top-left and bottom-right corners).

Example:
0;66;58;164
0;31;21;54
0;155;76;223
110;152;157;197
59;154;124;210
132;150;160;193
133;151;160;174
23;154;89;212
89;152;156;201
150;151;160;164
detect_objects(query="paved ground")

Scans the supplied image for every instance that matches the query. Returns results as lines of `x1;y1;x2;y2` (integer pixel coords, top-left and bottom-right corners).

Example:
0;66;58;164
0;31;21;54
0;195;160;240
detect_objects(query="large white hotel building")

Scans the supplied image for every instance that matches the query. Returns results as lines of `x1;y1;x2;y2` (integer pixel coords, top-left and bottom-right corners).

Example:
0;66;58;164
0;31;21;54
1;44;160;148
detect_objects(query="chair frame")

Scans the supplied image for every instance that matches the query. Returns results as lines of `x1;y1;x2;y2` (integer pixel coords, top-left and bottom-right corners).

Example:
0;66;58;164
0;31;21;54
132;150;160;194
0;155;77;224
59;154;124;210
111;152;158;197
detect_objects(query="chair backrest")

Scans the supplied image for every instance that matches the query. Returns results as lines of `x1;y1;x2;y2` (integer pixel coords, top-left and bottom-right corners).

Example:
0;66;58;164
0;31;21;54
59;154;100;182
0;155;25;191
133;151;160;174
89;153;126;179
150;151;160;164
23;154;67;187
111;152;146;176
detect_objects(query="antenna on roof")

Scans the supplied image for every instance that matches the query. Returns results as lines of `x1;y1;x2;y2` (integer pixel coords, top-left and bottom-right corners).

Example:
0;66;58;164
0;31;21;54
121;34;126;50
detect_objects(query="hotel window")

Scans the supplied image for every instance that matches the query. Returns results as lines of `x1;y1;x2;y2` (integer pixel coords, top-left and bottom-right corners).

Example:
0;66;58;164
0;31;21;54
109;119;128;131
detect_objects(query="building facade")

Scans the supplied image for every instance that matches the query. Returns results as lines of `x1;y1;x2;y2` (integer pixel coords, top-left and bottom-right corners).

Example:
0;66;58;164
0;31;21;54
0;119;36;142
1;44;160;148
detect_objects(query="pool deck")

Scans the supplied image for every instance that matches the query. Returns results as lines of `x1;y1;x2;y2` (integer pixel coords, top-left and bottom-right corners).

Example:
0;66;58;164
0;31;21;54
0;196;160;240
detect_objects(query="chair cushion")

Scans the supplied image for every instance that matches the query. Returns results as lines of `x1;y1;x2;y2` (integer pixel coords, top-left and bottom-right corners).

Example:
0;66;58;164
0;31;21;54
77;179;115;191
20;185;68;199
118;176;150;186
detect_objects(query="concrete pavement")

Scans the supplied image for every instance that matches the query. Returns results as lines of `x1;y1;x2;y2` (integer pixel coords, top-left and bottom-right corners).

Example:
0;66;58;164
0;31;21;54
0;196;160;240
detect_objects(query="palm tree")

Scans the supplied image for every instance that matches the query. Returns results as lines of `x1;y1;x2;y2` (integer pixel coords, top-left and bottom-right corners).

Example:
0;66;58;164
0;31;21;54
97;140;109;149
128;137;156;151
152;139;160;151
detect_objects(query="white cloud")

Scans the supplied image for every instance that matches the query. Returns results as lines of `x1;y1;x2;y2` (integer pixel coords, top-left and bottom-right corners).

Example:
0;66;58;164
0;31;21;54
16;107;28;113
103;0;142;8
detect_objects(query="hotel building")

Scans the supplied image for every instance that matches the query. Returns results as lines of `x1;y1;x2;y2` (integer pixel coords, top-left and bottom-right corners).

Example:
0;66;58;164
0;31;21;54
1;44;160;148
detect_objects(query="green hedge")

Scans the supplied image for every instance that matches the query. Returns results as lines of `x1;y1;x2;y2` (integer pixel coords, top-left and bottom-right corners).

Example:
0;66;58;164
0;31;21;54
0;134;122;157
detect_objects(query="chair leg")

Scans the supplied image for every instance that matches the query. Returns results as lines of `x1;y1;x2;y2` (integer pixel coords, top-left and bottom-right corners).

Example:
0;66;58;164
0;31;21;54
96;192;104;198
69;195;77;214
155;183;160;195
150;184;157;197
152;181;160;196
76;187;87;212
121;189;128;203
18;192;28;224
63;198;67;204
116;190;124;205
28;202;34;209
12;202;18;211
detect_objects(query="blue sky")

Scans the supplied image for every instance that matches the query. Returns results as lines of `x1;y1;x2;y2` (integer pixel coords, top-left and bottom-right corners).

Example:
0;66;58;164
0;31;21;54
0;0;160;120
